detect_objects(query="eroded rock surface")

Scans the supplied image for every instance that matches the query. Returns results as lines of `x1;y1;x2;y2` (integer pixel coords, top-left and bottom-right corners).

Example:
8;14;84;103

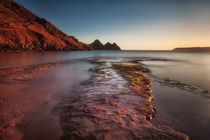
60;58;189;140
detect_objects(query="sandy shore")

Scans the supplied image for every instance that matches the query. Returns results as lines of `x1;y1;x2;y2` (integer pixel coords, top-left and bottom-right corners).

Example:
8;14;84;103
0;63;62;140
0;58;189;140
0;61;92;140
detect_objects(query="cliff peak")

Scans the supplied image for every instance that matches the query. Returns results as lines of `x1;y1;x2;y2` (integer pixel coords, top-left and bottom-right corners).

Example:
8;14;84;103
92;39;103;45
90;40;121;50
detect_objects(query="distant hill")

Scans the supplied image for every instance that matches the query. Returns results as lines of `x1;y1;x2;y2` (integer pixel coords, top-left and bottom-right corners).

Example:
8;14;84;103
173;47;210;52
0;0;121;51
90;40;121;50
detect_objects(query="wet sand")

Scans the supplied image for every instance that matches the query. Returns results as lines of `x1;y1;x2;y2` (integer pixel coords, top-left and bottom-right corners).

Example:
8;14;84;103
0;60;93;140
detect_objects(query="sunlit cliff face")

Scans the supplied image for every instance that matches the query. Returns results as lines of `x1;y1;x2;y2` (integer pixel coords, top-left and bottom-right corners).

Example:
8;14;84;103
17;0;210;50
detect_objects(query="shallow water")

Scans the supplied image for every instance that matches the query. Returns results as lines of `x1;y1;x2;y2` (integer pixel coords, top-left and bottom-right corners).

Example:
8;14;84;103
0;51;210;139
0;59;93;139
151;81;210;140
1;51;210;90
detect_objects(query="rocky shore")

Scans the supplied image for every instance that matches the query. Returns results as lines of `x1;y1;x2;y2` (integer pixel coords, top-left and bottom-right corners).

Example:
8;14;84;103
59;58;189;140
0;57;189;140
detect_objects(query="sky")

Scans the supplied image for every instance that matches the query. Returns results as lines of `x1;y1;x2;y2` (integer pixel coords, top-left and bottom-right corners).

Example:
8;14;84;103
16;0;210;50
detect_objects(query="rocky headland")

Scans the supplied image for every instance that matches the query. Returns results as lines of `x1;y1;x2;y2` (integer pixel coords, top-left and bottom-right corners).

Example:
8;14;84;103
90;40;121;50
0;0;121;51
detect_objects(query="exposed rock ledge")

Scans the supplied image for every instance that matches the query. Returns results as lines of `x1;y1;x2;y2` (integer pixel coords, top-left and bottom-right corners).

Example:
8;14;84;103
59;58;189;140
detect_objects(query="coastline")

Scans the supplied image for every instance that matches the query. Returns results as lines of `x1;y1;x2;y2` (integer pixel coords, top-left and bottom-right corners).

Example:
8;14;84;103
0;57;189;140
0;0;209;139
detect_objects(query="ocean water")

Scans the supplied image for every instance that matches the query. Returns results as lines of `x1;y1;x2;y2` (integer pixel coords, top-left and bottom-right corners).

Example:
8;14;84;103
0;51;210;139
1;51;210;91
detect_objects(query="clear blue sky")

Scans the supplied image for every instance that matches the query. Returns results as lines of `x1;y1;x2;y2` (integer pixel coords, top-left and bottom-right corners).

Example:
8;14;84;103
16;0;210;50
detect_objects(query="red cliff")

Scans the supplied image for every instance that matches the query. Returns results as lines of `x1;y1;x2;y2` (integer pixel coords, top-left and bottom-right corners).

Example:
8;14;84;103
0;0;121;51
0;0;89;51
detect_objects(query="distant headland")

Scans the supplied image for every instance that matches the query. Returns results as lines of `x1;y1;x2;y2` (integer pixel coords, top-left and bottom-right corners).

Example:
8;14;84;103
173;47;210;52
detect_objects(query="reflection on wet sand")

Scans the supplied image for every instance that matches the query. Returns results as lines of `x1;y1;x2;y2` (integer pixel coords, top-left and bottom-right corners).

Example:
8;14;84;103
0;60;92;140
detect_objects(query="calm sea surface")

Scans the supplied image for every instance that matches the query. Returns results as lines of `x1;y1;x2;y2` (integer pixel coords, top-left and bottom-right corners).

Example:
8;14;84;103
1;51;210;91
0;51;210;139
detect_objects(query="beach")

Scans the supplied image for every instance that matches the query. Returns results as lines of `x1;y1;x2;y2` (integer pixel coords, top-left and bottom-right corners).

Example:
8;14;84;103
0;51;210;140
